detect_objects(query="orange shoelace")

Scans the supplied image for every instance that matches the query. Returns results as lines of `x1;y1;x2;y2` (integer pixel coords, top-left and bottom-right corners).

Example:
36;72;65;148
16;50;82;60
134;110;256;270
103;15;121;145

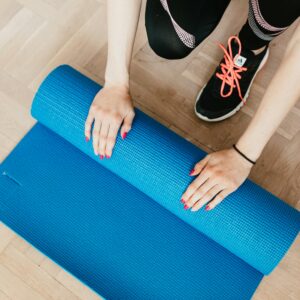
216;36;247;104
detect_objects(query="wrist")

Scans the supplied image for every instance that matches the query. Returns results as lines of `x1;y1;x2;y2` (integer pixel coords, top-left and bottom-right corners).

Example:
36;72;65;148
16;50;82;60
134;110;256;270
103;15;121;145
235;137;264;162
105;65;130;89
104;81;130;91
232;144;256;166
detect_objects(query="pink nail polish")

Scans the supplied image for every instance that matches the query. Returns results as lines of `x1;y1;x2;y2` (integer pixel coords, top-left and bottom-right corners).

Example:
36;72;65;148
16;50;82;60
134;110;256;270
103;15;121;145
180;199;185;204
106;155;110;159
205;205;211;211
184;204;189;210
189;169;195;176
99;155;104;160
122;132;127;140
85;136;89;142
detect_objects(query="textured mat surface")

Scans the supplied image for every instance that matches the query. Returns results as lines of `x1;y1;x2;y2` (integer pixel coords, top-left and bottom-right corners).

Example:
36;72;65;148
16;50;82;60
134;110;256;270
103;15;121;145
0;124;261;299
0;65;299;299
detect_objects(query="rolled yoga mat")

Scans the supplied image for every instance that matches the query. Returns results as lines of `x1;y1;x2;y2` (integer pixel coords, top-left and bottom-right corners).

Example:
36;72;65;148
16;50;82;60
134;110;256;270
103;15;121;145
0;65;299;299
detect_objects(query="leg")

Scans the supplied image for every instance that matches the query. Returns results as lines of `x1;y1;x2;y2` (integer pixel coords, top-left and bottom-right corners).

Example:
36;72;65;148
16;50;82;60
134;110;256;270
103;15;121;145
145;0;230;59
239;0;300;50
195;0;299;122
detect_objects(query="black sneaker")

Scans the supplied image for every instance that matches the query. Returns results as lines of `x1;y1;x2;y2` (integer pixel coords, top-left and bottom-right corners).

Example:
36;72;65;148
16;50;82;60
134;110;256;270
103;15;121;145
195;35;269;122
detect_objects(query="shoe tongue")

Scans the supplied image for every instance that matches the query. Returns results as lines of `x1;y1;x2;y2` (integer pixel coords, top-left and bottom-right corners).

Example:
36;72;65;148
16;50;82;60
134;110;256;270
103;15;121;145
233;41;256;68
233;54;247;67
212;41;254;98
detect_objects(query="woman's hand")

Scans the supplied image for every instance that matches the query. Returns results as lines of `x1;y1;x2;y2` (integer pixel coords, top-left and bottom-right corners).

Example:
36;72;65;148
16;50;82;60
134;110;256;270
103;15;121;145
85;85;135;158
181;148;253;211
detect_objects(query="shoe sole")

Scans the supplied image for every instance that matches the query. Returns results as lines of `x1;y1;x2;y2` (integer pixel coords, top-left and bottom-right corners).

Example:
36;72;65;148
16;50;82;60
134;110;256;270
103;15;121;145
194;48;270;122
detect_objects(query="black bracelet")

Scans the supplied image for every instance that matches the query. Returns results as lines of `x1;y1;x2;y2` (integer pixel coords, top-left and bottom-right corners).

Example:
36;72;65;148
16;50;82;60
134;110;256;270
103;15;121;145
232;144;256;165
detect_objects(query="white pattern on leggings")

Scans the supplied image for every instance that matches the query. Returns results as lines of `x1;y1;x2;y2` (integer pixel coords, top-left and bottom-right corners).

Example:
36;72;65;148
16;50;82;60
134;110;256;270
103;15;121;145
248;0;288;41
160;0;196;48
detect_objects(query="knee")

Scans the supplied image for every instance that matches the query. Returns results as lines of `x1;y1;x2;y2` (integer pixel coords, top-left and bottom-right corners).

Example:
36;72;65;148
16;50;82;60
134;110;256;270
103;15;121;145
145;1;193;60
146;25;192;60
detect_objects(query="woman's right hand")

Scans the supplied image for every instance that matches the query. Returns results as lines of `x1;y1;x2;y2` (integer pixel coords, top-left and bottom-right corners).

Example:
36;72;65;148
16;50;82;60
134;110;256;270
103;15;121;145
85;84;135;159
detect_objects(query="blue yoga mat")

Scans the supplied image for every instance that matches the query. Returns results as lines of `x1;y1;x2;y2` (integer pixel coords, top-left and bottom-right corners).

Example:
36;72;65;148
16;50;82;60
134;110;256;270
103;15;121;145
0;65;299;299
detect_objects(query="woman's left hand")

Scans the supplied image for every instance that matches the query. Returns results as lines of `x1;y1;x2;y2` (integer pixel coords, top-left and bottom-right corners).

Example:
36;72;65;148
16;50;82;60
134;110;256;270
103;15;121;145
181;148;254;212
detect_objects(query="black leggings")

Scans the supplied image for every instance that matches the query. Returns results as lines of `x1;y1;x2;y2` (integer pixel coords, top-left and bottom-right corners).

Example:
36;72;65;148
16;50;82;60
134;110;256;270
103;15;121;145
145;0;300;59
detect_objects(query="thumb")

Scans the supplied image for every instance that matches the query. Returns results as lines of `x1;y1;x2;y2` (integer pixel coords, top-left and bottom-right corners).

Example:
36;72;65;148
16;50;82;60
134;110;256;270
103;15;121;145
190;155;210;176
120;111;135;139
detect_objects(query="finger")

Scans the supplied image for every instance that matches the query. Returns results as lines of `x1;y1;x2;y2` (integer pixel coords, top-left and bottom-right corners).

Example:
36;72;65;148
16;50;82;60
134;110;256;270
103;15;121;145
120;111;135;139
181;168;210;202
191;185;222;212
190;155;209;176
85;111;95;142
98;120;110;159
92;118;101;155
206;190;231;211
184;178;216;209
105;124;119;158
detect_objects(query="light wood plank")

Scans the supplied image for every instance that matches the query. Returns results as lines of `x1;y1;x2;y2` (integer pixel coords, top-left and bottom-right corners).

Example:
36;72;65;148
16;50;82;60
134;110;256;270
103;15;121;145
0;264;45;300
0;245;81;300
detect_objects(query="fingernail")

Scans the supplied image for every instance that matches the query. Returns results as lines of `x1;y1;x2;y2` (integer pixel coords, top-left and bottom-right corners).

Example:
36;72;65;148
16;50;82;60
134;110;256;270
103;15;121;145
85;136;89;142
122;132;127;140
180;198;185;204
189;169;195;176
184;204;189;210
205;205;211;211
99;155;104;160
106;155;110;159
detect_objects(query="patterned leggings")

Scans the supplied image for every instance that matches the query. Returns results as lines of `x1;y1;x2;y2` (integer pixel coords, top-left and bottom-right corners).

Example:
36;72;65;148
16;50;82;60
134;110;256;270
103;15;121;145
145;0;300;59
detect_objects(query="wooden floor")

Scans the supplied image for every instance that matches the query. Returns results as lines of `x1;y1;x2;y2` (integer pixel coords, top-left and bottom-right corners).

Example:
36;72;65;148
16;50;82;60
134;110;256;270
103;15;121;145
0;0;299;299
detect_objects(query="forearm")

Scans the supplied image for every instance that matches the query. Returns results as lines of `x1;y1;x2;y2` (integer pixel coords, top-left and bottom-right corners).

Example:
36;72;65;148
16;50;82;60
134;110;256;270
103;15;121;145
105;0;142;88
236;25;300;161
